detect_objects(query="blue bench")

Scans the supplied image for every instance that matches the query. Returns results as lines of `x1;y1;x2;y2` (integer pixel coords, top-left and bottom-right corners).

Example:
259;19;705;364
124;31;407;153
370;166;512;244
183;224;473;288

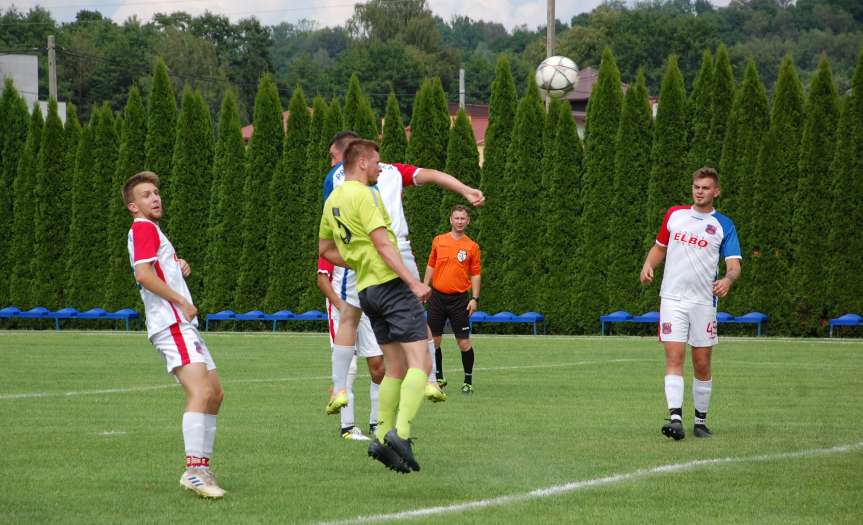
205;309;328;331
0;305;139;330
469;310;546;335
600;310;768;336
829;313;863;337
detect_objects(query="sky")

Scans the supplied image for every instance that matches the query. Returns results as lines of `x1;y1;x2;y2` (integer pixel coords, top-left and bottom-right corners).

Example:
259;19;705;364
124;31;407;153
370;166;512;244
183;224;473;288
8;0;732;31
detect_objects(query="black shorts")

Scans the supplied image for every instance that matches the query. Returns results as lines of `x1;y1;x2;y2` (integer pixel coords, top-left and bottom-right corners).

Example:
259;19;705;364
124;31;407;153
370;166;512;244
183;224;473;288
427;289;471;339
358;278;428;344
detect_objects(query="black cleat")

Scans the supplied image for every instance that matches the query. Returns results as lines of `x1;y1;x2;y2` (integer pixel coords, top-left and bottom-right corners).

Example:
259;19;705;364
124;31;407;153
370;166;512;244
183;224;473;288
368;439;410;473
661;419;685;440
693;424;713;438
384;429;421;472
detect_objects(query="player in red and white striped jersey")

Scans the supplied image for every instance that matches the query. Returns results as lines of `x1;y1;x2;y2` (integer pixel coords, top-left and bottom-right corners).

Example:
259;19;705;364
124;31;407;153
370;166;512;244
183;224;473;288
123;171;225;499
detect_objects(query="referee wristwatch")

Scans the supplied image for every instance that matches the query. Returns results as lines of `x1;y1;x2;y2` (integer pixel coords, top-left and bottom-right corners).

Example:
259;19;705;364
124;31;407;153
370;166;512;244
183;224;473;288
470;296;479;302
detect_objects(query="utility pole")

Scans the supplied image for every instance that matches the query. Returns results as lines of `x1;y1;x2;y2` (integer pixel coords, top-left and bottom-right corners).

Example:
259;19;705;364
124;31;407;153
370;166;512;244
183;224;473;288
459;66;465;109
546;0;555;58
48;35;57;101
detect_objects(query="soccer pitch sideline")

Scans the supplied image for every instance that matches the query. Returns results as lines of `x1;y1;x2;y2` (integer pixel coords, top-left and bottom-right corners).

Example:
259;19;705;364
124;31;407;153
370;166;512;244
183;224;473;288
1;332;861;524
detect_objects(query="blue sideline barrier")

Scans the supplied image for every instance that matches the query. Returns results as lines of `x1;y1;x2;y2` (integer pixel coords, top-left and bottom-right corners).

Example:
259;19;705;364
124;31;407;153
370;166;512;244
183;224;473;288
469;310;546;335
0;306;139;330
205;309;329;331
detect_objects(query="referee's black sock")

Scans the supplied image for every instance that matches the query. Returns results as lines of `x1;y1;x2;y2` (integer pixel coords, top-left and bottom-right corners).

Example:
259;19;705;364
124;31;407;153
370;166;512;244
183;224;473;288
461;347;474;385
435;347;443;380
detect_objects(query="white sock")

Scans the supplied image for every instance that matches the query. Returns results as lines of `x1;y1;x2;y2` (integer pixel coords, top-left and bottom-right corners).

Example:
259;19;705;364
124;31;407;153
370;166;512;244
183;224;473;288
426;340;436;382
203;414;217;459
182;412;207;460
693;378;712;425
369;381;379;427
341;356;357;429
331;344;355;392
664;374;684;420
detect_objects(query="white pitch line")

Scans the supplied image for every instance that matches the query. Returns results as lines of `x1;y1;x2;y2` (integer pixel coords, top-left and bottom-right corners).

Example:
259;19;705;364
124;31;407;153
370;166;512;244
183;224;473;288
0;359;645;401
318;442;863;525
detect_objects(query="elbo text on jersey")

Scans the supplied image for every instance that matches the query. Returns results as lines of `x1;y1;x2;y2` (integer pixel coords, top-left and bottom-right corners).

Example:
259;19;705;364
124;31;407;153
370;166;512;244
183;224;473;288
672;231;710;248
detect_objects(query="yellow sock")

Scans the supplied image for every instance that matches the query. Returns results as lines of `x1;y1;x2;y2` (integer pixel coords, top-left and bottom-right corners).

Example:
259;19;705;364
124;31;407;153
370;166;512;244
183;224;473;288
375;376;402;442
395;368;426;439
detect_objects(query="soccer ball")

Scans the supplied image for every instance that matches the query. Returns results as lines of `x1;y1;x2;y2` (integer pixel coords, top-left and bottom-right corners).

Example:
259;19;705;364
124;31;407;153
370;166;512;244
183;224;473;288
535;56;579;98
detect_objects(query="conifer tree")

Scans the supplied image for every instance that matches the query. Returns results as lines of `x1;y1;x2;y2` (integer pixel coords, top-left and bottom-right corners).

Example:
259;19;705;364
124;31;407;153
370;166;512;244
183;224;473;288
790;56;839;335
718;59;769;252
380;91;407;163
643;55;687;311
440;108;481;232
538;102;583;332
535;98;564;297
299;95;330;310
748;54;805;334
204;90;247;313
572;47;623;331
477;56;517;311
607;70;654;315
707;44;735;168
63;103;81;195
319;98;343;176
145;57;177;193
265;86;310;311
169;88;214;303
31;99;67;308
0;81;29;305
828;48;863;316
9;105;43;308
355;96;379;140
686;50;713;172
541;98;563;185
236;75;283;311
500;79;545;312
65;119;94;308
106;86;148;309
90;104;120;306
404;77;448;268
343;74;364;133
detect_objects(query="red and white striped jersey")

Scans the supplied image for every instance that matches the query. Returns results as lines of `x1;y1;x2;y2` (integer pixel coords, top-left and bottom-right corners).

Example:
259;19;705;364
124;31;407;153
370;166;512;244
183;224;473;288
127;218;197;337
656;206;742;307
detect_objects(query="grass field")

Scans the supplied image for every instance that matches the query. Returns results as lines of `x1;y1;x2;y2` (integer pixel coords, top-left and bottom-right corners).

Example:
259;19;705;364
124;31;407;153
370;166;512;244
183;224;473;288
1;331;861;524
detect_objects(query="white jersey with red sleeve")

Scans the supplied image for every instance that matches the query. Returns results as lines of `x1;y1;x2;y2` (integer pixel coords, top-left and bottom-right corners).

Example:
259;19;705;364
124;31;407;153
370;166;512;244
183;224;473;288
327;161;422;241
127;218;197;337
656;206;742;307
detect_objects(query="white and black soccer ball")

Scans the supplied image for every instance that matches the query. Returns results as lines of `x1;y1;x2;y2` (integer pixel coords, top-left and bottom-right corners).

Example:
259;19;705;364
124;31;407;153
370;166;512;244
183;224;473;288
535;56;579;98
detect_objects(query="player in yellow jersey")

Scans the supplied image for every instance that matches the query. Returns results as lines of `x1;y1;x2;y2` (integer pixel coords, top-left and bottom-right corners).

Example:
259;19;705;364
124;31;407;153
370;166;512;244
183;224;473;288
319;139;431;474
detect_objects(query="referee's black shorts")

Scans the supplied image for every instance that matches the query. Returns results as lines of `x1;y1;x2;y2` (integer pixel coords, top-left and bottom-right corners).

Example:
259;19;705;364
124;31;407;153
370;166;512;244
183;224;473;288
358;278;428;344
427;289;471;339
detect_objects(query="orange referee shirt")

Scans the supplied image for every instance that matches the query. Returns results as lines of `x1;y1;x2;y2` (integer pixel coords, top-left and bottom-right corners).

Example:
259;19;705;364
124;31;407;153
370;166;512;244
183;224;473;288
427;233;481;294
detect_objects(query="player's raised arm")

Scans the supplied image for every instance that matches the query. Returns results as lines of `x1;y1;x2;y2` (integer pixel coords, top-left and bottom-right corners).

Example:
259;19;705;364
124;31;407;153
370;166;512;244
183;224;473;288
414;169;485;208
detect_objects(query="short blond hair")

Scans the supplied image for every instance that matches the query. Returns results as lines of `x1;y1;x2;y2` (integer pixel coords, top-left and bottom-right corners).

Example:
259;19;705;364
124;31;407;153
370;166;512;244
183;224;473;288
122;171;160;206
692;167;719;186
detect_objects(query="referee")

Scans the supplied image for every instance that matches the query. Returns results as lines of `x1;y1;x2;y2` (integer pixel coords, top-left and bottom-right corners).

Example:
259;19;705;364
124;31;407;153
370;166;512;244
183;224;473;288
423;205;481;395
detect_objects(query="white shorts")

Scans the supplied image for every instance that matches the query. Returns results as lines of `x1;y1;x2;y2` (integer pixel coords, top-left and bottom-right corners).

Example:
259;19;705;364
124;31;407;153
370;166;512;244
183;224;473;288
398;239;421;280
659;298;718;348
149;323;216;373
327;301;383;358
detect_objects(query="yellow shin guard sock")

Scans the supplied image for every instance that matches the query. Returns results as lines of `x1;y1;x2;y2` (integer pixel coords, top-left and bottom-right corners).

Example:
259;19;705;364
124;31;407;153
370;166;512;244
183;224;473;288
395;368;427;439
375;376;402;442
